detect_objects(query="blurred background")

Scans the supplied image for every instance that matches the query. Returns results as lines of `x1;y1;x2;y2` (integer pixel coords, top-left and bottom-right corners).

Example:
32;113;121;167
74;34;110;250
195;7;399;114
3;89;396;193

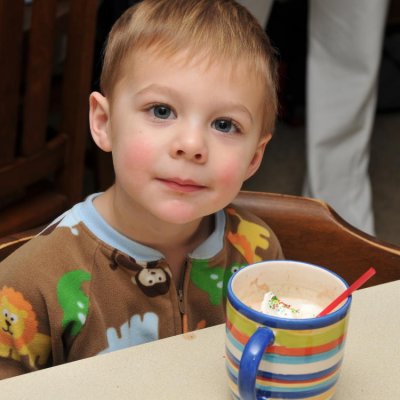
241;0;400;245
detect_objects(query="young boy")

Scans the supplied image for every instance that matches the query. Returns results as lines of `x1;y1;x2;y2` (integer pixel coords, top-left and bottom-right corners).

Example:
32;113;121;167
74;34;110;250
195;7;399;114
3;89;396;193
0;0;283;378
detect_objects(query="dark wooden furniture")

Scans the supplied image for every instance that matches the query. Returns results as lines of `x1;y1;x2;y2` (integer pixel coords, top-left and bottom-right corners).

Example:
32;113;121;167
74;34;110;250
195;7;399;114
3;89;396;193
1;191;400;288
232;191;400;287
0;0;97;236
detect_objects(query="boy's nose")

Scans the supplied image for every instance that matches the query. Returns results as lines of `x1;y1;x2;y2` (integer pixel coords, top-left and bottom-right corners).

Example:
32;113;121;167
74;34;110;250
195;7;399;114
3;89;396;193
170;128;208;163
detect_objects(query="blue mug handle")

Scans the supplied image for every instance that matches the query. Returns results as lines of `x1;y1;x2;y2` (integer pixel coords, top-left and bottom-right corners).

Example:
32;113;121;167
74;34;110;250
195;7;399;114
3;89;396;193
238;327;275;400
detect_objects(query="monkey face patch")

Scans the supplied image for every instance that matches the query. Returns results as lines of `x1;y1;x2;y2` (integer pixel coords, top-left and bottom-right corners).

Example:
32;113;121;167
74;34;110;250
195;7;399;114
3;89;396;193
110;250;171;297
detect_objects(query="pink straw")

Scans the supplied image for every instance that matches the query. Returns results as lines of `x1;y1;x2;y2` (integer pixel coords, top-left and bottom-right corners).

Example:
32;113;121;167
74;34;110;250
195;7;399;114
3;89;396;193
317;267;376;317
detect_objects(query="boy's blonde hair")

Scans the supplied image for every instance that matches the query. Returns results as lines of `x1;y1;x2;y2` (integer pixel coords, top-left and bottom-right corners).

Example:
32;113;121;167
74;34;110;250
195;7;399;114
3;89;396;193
100;0;279;133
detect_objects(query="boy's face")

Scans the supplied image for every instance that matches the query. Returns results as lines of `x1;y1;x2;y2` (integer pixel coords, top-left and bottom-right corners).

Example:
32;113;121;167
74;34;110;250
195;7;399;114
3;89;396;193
90;49;270;225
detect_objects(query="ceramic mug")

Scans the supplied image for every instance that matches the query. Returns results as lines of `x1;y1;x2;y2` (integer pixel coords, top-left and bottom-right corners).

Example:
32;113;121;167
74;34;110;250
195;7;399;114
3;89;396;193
225;260;351;400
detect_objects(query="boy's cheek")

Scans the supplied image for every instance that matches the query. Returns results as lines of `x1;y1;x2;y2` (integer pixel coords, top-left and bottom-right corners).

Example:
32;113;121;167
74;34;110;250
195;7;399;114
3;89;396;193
118;139;155;169
216;163;246;187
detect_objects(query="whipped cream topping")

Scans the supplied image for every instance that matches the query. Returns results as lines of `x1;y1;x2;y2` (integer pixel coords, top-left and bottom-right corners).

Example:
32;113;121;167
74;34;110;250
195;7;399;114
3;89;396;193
260;291;323;319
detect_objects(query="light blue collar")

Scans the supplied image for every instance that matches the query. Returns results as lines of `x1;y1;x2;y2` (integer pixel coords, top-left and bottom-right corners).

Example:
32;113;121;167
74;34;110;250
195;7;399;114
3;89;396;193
65;193;226;262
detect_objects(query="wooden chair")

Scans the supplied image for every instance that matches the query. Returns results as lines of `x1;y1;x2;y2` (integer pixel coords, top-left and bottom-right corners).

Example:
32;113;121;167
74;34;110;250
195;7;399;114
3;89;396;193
232;191;400;287
1;191;400;288
0;0;97;236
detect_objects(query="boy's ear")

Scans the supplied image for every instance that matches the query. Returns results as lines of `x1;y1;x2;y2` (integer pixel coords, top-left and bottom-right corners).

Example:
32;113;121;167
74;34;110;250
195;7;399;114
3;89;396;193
89;91;112;152
244;133;272;180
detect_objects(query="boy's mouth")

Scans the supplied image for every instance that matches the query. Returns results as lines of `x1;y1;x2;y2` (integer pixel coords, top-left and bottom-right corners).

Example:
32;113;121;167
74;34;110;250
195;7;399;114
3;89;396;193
157;178;206;193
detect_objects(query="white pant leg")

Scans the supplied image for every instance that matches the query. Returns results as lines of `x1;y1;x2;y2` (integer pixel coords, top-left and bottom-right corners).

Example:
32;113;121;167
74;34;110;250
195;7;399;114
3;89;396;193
305;0;389;235
236;0;274;27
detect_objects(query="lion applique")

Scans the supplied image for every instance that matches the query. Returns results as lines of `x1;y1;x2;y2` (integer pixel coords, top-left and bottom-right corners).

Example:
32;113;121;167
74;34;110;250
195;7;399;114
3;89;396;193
0;286;51;368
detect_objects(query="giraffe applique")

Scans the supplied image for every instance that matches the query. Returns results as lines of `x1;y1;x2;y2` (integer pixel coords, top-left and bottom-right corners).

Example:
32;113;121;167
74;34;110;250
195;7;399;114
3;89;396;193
226;208;270;263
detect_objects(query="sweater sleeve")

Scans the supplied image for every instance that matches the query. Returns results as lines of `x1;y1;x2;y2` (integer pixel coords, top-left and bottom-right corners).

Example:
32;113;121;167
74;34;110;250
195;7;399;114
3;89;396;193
225;205;285;263
0;357;29;379
0;229;72;379
0;265;53;378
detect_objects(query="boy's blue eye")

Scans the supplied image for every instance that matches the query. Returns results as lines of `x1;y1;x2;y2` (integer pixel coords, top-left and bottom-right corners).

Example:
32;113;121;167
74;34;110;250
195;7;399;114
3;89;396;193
213;119;238;133
152;105;172;119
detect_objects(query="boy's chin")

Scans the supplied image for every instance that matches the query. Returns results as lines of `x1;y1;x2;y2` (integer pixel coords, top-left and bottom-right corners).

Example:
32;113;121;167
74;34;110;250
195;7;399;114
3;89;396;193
154;204;214;226
156;211;205;226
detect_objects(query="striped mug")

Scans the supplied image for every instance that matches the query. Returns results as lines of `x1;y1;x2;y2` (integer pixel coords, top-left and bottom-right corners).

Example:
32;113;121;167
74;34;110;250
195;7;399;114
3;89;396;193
225;260;351;400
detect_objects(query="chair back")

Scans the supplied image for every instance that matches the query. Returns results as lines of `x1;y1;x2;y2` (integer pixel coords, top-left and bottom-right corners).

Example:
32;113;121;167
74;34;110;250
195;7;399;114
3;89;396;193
233;191;400;287
0;227;39;261
0;0;97;235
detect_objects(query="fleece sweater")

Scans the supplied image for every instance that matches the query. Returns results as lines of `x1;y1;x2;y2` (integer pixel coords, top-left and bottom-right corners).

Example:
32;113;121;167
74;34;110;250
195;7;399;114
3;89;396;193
0;194;283;377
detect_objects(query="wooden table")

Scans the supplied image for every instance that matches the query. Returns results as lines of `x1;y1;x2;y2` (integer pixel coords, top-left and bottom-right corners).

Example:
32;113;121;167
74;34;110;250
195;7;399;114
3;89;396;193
0;281;399;399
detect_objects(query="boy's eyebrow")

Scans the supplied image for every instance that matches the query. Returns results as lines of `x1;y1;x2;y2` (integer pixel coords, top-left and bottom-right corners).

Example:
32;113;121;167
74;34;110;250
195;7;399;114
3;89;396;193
135;84;254;123
135;84;176;98
220;101;254;124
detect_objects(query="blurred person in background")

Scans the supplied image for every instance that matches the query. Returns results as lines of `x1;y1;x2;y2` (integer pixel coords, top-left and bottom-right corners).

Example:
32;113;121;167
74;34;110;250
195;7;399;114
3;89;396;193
239;0;389;236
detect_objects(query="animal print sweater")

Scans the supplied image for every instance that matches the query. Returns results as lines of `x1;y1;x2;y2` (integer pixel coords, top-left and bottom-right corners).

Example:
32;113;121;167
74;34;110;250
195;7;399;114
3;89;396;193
0;194;283;378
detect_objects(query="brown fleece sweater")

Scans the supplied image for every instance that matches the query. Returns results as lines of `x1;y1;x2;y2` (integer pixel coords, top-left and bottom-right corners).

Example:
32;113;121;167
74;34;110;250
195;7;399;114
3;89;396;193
0;194;283;378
